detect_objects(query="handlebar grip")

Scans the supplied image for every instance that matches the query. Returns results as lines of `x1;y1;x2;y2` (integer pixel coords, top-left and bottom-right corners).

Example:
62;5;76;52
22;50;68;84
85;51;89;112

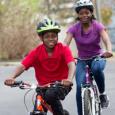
11;81;23;87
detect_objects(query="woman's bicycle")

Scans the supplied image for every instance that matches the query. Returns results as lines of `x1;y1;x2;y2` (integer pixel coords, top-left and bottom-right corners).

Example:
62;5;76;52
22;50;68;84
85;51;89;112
10;81;70;115
76;52;113;115
81;63;101;115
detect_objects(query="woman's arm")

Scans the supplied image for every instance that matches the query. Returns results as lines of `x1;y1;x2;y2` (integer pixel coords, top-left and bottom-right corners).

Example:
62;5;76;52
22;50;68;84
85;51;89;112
100;29;112;52
63;32;73;46
100;29;113;58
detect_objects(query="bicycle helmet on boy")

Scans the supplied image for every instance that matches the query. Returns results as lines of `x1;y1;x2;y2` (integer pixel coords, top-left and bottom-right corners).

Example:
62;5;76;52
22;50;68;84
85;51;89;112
37;18;61;35
74;0;94;13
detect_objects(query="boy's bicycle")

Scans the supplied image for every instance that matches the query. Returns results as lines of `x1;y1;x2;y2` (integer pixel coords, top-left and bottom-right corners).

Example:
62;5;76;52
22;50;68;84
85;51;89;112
11;81;70;115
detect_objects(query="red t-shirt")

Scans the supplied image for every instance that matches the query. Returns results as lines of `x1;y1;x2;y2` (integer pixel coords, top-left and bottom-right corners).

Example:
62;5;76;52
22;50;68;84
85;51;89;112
21;43;74;86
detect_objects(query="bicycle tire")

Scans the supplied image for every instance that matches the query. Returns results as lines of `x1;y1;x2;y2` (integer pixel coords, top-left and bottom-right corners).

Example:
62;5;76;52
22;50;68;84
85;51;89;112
83;89;92;115
95;100;101;115
98;104;101;115
30;111;46;115
63;109;69;115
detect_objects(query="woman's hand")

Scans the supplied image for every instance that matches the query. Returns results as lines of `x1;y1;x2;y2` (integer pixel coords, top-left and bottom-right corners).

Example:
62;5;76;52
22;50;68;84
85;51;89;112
4;78;15;86
101;51;113;58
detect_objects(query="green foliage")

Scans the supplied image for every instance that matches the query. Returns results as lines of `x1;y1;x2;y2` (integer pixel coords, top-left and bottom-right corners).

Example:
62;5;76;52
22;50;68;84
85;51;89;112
101;7;112;25
1;0;74;60
1;0;113;59
0;3;4;14
0;0;42;60
19;0;41;12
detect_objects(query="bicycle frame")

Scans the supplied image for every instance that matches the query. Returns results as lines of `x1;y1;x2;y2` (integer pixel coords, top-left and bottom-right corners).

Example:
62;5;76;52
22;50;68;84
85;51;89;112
11;81;54;115
10;81;70;115
32;87;53;115
81;65;101;115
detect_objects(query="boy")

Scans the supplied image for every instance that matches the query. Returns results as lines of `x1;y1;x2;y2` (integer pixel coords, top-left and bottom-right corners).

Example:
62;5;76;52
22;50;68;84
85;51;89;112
4;18;75;115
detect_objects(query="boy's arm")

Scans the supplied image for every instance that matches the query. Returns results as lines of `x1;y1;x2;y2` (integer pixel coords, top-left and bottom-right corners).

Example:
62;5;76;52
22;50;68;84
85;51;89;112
62;61;76;86
4;64;25;86
67;61;76;82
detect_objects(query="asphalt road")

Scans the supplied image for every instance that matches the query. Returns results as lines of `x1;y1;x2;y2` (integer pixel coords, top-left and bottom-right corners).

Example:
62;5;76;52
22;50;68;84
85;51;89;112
0;59;115;115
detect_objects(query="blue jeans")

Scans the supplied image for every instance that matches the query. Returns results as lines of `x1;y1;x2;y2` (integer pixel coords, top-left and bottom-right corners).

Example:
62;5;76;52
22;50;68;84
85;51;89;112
75;57;106;115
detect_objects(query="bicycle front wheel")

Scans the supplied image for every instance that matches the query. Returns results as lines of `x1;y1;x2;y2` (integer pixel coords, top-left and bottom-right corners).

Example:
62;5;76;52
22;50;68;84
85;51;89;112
30;111;47;115
63;109;69;115
83;89;92;115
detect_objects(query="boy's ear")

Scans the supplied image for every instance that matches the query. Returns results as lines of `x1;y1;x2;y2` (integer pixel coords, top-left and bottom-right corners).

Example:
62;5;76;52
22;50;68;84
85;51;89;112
38;35;43;41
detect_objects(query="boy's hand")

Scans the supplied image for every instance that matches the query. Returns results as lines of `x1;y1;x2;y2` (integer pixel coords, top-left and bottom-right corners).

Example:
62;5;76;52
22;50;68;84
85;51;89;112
4;78;15;86
61;79;73;86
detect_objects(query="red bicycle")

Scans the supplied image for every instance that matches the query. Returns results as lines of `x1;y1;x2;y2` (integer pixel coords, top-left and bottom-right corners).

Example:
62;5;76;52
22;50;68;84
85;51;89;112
11;81;70;115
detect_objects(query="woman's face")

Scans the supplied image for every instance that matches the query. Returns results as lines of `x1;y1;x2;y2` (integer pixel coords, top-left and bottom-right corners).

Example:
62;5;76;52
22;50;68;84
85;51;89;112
77;8;92;24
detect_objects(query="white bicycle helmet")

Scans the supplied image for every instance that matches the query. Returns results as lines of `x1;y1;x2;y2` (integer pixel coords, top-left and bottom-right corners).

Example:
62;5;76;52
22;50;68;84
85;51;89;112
74;0;94;13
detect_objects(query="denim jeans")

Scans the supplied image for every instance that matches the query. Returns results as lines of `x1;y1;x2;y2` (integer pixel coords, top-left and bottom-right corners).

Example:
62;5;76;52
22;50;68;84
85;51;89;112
75;57;106;115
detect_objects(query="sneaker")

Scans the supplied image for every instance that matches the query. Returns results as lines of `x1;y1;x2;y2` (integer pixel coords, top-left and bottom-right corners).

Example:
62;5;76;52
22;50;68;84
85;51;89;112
99;94;109;109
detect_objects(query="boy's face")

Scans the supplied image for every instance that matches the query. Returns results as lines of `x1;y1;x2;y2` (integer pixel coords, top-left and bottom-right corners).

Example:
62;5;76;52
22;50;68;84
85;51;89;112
41;31;58;49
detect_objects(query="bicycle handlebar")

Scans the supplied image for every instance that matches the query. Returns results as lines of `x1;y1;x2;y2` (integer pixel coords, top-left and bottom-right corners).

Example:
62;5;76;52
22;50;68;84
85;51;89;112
74;51;113;60
11;81;23;87
11;81;35;89
11;81;64;90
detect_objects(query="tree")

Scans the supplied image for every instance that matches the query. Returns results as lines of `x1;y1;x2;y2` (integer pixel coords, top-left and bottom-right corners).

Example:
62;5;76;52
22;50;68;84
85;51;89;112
0;0;42;60
101;7;112;25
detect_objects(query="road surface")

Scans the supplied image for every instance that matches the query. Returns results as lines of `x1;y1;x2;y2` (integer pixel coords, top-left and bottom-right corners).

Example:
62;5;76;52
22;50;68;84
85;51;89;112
0;59;115;115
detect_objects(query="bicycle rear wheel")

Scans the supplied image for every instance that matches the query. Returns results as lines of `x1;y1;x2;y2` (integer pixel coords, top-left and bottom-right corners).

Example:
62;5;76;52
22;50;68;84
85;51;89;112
95;97;101;115
93;86;101;115
98;104;101;115
83;89;92;115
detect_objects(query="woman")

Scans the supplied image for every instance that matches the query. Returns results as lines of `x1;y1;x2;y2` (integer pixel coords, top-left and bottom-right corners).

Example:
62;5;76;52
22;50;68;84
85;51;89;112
64;0;113;115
